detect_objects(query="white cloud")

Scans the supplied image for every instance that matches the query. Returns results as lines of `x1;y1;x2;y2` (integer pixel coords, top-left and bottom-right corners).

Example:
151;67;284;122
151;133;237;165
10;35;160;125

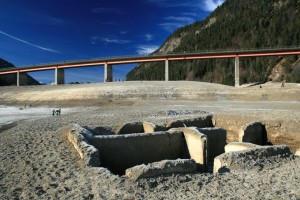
145;34;153;41
91;36;131;45
136;45;159;55
0;30;61;53
159;22;183;32
101;37;131;44
120;31;129;35
165;16;195;24
159;15;195;32
203;0;225;11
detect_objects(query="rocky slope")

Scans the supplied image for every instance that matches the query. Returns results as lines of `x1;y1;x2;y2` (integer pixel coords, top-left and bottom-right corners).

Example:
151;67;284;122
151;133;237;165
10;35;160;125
126;0;300;85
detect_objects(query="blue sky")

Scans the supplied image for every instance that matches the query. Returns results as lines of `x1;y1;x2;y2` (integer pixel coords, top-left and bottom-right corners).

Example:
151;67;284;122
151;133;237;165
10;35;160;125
0;0;224;83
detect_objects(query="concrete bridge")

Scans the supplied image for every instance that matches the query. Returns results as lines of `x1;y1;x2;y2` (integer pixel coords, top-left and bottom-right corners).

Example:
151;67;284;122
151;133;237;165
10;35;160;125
1;47;300;87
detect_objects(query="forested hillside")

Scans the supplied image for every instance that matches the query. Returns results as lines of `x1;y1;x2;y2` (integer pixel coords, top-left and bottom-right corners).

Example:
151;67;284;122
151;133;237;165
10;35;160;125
0;58;40;86
126;0;300;85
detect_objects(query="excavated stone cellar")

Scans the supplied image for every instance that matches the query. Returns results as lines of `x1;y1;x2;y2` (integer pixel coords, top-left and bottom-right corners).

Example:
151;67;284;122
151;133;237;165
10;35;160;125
65;115;291;180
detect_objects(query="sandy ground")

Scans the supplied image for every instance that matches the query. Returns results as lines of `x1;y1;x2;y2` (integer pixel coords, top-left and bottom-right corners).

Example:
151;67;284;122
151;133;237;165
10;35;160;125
0;105;79;128
0;81;300;199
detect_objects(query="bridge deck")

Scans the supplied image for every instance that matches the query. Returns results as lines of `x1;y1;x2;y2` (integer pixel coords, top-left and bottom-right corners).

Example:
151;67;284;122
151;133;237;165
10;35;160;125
1;47;300;75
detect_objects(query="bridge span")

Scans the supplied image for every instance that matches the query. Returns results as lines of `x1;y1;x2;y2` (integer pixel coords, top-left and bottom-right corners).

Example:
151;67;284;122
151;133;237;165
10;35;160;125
1;47;300;87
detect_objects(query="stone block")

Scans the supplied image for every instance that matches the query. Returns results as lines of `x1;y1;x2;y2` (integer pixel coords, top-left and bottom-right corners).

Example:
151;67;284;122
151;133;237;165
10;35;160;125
169;127;207;171
125;159;197;180
238;121;268;145
214;145;292;173
225;142;260;153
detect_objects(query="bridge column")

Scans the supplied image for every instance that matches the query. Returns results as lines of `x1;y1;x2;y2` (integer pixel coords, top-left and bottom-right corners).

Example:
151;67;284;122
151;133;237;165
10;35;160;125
104;63;113;82
55;68;65;85
17;72;28;86
165;59;169;81
235;56;240;87
17;72;19;86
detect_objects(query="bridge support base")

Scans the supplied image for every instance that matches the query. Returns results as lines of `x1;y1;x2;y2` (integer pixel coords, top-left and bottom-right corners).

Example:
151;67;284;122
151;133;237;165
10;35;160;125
104;64;113;82
17;72;28;86
55;68;65;85
165;60;169;81
235;57;240;87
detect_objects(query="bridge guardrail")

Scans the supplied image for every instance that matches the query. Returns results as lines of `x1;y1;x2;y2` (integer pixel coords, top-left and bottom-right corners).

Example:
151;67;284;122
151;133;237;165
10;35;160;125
0;45;300;72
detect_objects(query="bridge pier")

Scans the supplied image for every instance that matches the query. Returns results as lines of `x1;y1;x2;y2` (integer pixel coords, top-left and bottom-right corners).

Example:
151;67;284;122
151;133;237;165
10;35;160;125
17;72;28;86
55;68;65;85
104;63;113;82
235;57;240;87
165;59;169;81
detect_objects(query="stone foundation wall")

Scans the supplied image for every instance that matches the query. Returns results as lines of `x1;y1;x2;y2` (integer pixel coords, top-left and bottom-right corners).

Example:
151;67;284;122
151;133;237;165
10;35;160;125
66;124;100;167
239;121;268;145
214;145;292;173
125;159;197;180
198;127;227;164
169;127;207;171
91;131;187;174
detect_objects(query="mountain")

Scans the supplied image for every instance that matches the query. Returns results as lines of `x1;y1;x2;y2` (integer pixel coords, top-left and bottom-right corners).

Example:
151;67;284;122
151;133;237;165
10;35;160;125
0;58;40;86
126;0;300;85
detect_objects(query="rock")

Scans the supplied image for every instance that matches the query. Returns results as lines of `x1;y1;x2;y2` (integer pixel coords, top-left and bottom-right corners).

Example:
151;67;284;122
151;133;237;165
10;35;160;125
125;159;197;180
225;142;260;153
214;145;292;174
238;121;268;145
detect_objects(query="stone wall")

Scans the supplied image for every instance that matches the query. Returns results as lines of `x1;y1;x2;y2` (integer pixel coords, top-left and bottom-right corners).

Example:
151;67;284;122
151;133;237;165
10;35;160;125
91;131;187;174
166;116;213;129
238;121;268;145
214;145;292;173
225;142;260;153
198;127;227;164
65;124;101;167
125;159;197;180
169;127;207;171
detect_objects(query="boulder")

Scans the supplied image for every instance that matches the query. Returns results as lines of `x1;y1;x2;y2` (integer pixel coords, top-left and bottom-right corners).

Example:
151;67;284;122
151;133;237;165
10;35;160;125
125;159;197;180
